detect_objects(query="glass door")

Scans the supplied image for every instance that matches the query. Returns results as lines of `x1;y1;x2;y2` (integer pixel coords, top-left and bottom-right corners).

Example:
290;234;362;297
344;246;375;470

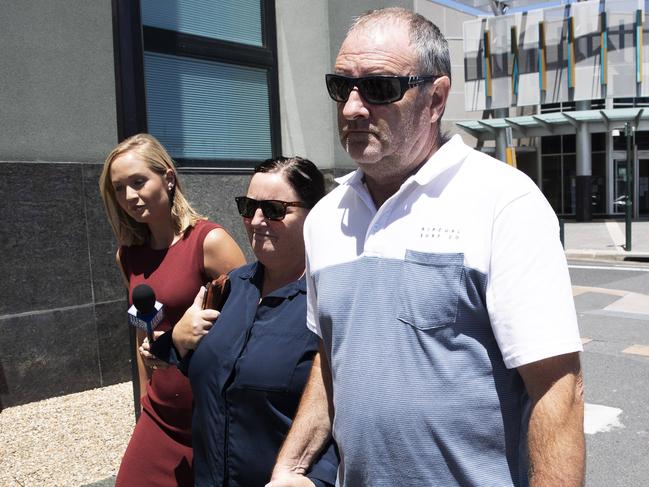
613;159;628;214
639;159;649;216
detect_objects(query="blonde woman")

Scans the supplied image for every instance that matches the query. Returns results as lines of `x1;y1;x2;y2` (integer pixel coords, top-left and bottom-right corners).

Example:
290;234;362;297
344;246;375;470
99;133;245;487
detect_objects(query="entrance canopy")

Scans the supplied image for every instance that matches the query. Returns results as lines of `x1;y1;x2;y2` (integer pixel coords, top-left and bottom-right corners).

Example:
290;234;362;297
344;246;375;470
445;0;558;15
456;108;647;141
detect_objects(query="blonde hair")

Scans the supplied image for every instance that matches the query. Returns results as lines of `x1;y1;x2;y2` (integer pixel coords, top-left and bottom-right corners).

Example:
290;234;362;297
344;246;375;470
99;133;204;246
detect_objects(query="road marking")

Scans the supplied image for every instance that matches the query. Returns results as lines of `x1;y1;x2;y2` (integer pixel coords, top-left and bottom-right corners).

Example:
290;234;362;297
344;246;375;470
569;264;649;272
572;285;628;297
581;337;593;345
604;293;649;316
605;220;625;248
622;344;649;357
584;403;624;434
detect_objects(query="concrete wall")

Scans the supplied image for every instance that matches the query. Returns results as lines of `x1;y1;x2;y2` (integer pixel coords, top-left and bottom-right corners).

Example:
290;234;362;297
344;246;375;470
0;0;118;161
276;0;336;170
0;1;123;408
181;173;255;263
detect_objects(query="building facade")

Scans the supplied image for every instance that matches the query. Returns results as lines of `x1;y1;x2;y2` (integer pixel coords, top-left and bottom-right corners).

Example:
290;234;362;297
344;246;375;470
0;0;477;407
459;0;649;220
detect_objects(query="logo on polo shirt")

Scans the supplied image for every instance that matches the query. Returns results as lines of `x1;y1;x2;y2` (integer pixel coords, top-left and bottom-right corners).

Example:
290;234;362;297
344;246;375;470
420;226;461;240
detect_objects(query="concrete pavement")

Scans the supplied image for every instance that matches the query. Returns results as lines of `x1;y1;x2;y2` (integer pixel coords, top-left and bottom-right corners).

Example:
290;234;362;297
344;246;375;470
563;220;649;262
569;264;649;486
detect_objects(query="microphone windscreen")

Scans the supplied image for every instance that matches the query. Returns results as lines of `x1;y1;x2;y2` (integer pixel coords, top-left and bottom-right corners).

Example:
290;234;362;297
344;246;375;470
132;284;156;314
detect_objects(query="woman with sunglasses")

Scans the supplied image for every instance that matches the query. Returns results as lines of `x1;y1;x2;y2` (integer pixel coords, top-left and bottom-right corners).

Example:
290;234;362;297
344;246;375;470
99;133;246;487
161;157;338;486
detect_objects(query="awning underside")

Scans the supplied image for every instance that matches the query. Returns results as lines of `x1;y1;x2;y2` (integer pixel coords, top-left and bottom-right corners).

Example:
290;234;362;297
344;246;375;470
456;108;647;141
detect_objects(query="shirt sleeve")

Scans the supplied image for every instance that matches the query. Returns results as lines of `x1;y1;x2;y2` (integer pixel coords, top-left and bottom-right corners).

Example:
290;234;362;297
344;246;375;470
305;249;322;337
149;329;194;374
486;187;583;369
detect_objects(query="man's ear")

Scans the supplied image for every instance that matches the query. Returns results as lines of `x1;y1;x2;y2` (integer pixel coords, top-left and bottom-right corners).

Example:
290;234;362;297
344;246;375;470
429;76;451;124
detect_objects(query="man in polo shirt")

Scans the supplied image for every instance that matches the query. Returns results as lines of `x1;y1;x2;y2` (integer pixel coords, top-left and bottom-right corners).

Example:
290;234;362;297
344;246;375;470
267;7;584;487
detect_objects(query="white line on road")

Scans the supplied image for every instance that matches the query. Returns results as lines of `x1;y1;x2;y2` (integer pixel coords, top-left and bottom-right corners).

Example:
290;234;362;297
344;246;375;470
569;264;649;272
605;221;625;248
584;403;624;435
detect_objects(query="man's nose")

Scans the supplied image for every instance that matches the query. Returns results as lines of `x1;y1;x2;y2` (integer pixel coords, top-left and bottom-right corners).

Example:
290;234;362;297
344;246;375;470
341;88;370;120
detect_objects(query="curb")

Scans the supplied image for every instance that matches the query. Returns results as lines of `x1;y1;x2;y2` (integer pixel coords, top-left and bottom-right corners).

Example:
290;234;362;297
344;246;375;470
565;249;649;262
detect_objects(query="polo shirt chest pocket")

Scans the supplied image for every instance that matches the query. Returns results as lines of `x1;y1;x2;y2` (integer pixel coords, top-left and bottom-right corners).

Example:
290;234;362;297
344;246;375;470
397;250;464;330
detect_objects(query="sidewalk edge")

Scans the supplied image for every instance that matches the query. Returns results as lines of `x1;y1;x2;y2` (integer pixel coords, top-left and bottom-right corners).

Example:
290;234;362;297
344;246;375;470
565;249;649;262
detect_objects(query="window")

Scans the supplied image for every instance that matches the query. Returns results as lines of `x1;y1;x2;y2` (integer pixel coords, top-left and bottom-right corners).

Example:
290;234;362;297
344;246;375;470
541;135;562;154
591;133;605;151
140;0;280;167
541;133;577;215
591;153;606;214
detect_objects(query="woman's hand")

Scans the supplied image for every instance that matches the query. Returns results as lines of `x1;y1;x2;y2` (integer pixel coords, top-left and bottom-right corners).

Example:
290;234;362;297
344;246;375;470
140;331;170;370
172;287;221;356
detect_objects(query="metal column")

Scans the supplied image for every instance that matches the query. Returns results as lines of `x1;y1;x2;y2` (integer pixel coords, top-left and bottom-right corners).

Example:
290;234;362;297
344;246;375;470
494;108;510;163
625;122;634;250
491;2;513;165
575;100;592;221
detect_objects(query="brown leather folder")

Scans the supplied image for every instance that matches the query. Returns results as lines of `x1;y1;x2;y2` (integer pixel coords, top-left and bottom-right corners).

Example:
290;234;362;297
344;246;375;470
202;274;231;311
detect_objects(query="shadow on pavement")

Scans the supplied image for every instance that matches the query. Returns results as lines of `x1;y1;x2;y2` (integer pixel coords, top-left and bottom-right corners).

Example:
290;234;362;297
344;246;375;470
81;476;115;487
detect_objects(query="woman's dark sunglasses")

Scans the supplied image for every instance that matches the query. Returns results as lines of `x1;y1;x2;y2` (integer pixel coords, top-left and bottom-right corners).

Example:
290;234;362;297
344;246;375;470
325;74;438;104
235;196;306;221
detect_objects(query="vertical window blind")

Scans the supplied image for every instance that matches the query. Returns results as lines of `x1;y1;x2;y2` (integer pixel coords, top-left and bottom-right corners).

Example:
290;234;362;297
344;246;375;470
140;0;262;46
140;0;277;164
144;52;272;160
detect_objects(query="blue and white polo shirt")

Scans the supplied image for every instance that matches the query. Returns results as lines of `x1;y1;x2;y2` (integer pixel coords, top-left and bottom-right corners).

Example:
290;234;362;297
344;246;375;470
304;135;582;486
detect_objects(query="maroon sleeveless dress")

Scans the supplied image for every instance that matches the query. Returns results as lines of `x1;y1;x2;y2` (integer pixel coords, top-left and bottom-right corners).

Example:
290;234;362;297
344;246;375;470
115;220;221;487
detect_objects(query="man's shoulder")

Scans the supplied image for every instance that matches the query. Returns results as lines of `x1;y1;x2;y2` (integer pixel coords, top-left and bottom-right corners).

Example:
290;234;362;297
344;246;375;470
459;144;539;194
310;176;356;214
304;176;360;243
426;136;544;215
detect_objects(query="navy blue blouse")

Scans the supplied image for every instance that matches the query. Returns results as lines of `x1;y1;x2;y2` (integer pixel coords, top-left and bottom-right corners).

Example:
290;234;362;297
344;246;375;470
184;262;338;487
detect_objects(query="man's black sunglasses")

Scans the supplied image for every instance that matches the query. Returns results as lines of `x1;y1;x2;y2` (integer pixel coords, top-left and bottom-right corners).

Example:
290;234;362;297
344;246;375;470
235;196;306;221
325;74;438;104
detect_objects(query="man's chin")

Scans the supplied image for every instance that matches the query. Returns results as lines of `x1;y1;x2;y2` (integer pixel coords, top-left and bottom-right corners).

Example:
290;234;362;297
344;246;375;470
344;142;383;165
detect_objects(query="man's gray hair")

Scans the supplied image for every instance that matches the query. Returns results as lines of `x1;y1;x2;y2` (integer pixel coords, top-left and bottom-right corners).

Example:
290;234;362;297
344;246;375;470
348;7;451;81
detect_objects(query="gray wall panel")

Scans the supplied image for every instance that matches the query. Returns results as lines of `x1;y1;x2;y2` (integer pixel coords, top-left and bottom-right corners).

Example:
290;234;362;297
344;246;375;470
0;0;117;161
82;164;125;304
0;163;92;315
95;300;131;387
0;306;101;408
276;0;336;169
0;161;130;407
181;172;256;263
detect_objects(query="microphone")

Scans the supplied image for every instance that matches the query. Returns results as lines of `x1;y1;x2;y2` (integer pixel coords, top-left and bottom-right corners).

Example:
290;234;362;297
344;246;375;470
128;284;164;342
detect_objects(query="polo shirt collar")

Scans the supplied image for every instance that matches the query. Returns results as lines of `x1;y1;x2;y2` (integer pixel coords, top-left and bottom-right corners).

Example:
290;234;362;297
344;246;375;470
335;167;363;188
334;134;471;192
412;134;471;186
